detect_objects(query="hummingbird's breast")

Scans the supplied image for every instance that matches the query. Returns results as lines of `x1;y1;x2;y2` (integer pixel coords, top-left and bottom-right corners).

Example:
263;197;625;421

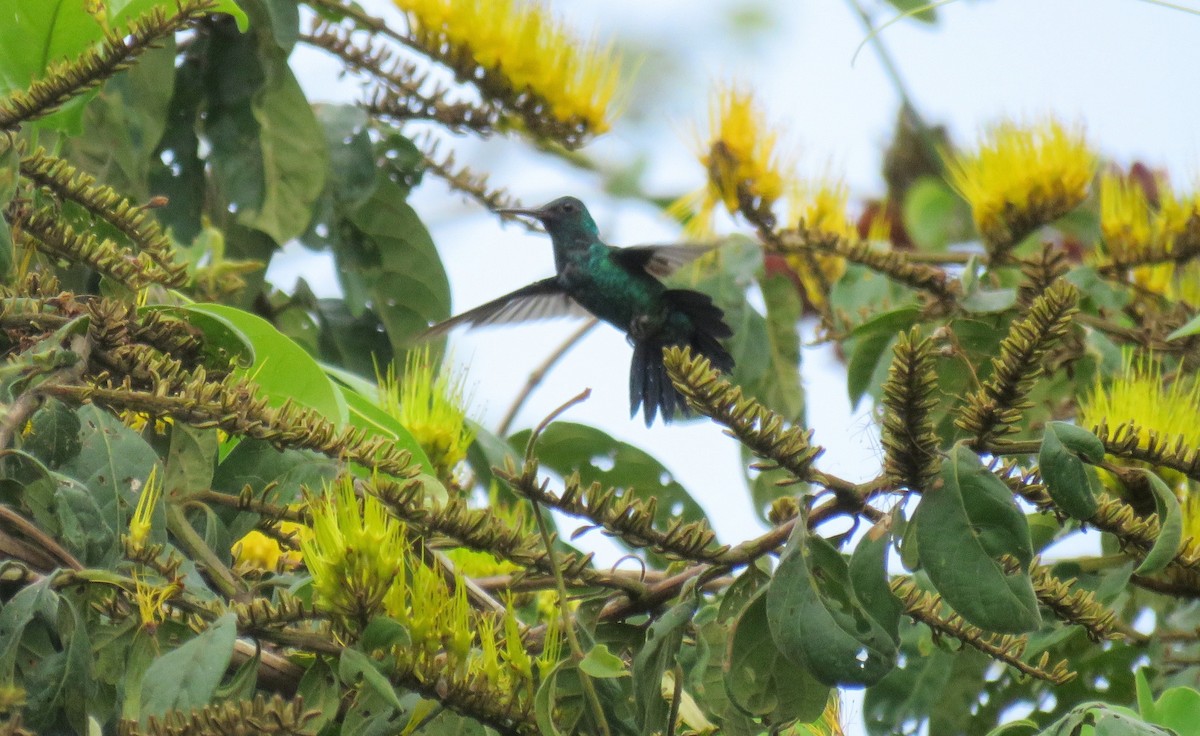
561;244;666;334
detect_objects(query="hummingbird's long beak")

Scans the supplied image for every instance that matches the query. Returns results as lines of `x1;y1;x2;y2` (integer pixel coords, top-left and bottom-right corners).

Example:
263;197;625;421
494;206;546;219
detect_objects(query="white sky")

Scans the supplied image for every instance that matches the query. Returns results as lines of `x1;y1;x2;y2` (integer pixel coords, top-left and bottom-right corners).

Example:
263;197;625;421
280;1;1200;729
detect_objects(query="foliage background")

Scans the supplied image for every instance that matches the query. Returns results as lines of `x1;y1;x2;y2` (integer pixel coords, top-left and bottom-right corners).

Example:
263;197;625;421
4;1;1200;734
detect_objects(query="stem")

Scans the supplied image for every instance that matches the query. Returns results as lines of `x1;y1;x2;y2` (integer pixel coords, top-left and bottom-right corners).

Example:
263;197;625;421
165;503;247;602
498;319;597;437
531;497;611;736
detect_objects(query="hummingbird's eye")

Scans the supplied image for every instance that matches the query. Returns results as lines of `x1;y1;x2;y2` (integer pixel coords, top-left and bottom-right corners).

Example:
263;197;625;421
561;201;576;213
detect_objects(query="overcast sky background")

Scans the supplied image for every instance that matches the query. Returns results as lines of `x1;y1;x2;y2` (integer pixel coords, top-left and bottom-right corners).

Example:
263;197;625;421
279;0;1200;727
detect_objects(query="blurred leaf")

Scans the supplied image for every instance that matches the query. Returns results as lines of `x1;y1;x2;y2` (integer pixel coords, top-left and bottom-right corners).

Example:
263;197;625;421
581;644;630;679
212;439;336;540
161;425;217;522
1041;702;1171;735
139;612;238;725
297;659;341;735
724;590;828;722
0;143;16;280
914;445;1040;633
339;648;404;710
848;517;903;638
902;178;967;249
0;578;59;676
885;0;938;23
313;298;394;377
766;520;898;686
757;273;804;421
65;38;176;198
1039;422;1104;520
1167;311;1200;341
1134;470;1182;575
186;303;348;424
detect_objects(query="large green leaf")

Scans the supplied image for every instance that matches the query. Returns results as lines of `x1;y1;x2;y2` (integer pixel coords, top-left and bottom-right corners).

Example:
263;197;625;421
1133;470;1182;575
914;444;1040;633
58;405;159;563
1039;422;1105;520
342;176;451;347
138;612;238;725
766;520;898;686
724;589;829;723
205;5;326;245
184;303;348;425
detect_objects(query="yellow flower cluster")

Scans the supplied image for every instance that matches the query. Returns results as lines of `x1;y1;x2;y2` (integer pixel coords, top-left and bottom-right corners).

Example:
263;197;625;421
1100;172;1200;306
301;480;561;695
394;0;621;135
381;347;475;481
786;181;852;308
698;84;789;222
947;119;1095;254
232;520;309;572
1079;351;1200;452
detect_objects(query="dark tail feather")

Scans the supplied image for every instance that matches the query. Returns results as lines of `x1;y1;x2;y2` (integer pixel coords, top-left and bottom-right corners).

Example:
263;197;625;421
629;290;735;426
665;289;735;373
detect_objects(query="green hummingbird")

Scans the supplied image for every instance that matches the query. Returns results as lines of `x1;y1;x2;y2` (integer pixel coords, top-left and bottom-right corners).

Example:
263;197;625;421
423;196;734;425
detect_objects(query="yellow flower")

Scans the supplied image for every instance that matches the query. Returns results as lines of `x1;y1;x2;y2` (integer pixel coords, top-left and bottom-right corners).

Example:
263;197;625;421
394;0;621;139
1146;187;1200;306
128;465;162;549
785;180;852;307
232;519;309;572
695;84;790;224
301;479;410;627
947;118;1094;255
381;347;475;481
1079;351;1200;452
132;572;181;632
1100;171;1153;262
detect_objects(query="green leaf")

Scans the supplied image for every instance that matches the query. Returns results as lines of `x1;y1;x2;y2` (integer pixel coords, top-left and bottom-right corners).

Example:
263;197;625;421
1167;311;1200;341
1149;686;1200;733
185;303;348;424
0;1;104;132
164;423;218;502
0;143;16;280
205;12;326;244
580;644;629;679
1134;470;1182;575
1039;422;1104;520
296;659;341;735
902;178;968;249
361;617;411;653
336;382;434;474
343;177;451;347
1042;702;1172;736
756;273;805;421
885;0;938;24
960;287;1018;314
0;578;59;677
59;405;158;564
139;612;238;725
632;595;695;732
724;590;828;722
914;445;1040;633
848;516;903;639
766;520;898;686
21;398;82;469
846;306;920;408
212;439;336;540
339;648;404;711
150;305;255;368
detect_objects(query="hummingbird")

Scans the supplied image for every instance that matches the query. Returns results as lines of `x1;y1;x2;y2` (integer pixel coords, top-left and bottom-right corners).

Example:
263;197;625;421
423;197;734;425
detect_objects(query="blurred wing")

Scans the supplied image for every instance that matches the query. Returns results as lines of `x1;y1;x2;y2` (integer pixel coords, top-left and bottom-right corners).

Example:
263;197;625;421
613;244;718;279
420;277;590;339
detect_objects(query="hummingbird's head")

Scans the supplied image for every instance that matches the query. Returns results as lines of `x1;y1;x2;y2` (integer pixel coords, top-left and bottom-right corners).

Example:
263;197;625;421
497;196;599;239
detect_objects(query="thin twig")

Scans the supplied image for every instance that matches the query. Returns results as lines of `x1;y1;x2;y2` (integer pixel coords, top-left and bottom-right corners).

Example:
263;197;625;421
498;319;598;436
